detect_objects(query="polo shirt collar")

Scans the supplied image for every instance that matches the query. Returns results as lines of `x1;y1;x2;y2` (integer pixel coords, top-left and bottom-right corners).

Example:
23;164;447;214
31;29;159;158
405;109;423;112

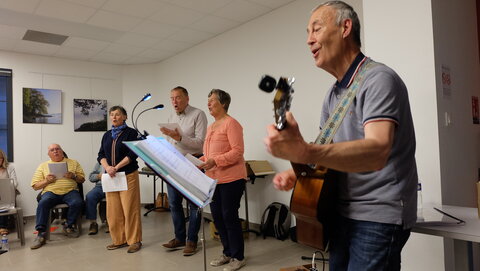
335;52;366;89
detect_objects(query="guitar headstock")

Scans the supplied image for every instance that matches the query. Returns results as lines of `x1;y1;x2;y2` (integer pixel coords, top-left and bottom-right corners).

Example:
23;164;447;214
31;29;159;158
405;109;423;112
259;75;295;130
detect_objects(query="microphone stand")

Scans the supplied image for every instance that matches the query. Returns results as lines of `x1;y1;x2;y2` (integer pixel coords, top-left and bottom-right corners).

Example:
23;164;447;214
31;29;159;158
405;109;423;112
134;104;164;139
131;93;152;139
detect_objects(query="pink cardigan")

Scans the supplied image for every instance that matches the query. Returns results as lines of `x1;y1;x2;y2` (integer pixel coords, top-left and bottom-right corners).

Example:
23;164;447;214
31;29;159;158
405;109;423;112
201;116;246;184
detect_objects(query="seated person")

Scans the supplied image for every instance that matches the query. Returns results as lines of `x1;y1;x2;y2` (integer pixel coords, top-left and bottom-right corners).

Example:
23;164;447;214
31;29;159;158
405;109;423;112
85;162;107;235
0;148;17;235
30;144;85;249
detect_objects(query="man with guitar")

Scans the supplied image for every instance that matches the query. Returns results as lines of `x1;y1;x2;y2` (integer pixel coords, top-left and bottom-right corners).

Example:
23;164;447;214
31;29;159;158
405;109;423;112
264;1;418;270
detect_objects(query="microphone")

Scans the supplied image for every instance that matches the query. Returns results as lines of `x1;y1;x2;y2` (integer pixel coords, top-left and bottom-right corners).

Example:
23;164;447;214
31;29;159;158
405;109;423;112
131;93;152;128
135;104;164;139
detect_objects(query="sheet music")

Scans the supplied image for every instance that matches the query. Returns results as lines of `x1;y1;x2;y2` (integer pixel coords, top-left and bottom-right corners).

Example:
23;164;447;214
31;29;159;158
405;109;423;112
158;123;184;135
124;136;217;208
101;172;128;192
185;153;203;166
48;162;68;179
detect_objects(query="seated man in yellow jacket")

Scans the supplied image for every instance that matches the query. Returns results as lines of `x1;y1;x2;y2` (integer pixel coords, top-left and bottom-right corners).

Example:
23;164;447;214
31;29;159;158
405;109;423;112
30;143;85;249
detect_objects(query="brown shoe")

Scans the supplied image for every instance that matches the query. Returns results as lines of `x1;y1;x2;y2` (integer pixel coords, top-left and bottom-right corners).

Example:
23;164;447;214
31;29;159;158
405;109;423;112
127;242;142;253
106;243;128;250
88;222;98;235
183;241;198;256
162;238;185;250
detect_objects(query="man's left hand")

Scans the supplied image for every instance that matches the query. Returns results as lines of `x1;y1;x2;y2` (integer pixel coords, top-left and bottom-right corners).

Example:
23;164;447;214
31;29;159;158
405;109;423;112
64;171;76;180
264;112;310;164
160;127;181;141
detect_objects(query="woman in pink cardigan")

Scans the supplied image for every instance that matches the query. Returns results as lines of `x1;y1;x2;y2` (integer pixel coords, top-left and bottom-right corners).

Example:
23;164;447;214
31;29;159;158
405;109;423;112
199;89;247;271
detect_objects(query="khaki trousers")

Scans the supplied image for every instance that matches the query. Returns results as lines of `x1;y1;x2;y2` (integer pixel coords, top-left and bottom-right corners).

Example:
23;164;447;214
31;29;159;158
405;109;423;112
106;170;142;245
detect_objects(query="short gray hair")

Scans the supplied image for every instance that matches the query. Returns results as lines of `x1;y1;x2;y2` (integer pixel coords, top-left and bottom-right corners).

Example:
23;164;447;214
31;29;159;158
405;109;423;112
313;1;361;48
208;89;231;112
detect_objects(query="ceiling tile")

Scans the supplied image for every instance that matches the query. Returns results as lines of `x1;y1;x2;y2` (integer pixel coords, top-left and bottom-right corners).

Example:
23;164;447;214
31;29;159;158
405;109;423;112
168;28;215;45
137;48;171;59
63;0;108;9
102;0;165;18
0;24;28;39
63;36;110;51
87;10;142;31
54;46;98;60
35;0;97;23
214;0;271;22
152;39;192;53
131;20;181;39
148;3;205;27
0;0;40;14
90;51;130;64
103;43;146;56
0;39;18;51
189;15;240;35
162;0;233;13
244;0;295;9
115;32;162;47
14;40;59;56
123;55;160;65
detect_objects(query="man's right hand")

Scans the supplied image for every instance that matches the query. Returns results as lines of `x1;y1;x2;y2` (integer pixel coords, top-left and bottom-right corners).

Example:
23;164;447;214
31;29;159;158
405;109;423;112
46;174;57;184
272;169;297;191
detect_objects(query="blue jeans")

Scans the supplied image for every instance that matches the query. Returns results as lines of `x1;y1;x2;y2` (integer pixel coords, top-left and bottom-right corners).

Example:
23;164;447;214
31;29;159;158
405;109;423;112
167;184;201;243
210;179;245;260
85;186;105;221
35;190;84;232
329;216;411;271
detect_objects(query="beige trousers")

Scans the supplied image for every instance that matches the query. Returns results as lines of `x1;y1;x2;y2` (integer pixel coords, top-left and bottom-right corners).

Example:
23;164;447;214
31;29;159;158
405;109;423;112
106;170;142;245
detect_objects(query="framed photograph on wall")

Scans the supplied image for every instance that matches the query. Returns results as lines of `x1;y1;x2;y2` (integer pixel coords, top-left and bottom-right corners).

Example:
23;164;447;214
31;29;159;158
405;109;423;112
23;88;62;124
74;99;107;131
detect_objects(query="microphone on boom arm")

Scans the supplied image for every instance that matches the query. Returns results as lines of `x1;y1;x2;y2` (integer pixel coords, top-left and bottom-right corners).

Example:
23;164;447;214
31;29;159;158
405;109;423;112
135;104;164;139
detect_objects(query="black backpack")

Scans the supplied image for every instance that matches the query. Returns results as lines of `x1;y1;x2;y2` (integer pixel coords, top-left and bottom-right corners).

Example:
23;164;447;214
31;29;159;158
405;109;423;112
260;202;291;240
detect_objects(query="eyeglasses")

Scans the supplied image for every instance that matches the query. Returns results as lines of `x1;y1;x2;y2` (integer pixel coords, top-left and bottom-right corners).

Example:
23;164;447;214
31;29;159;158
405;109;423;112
49;148;62;152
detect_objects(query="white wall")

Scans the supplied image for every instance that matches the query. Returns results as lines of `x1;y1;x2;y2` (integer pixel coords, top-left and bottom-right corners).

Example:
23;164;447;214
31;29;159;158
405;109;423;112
1;51;123;217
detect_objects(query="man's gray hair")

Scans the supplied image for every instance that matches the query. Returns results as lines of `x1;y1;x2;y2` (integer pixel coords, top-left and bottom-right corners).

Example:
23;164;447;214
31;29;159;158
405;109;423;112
313;1;361;48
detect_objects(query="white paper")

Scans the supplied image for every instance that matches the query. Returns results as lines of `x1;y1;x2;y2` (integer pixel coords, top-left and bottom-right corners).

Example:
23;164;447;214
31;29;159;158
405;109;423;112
48;162;68;179
158;123;183;135
185;153;203;166
101;172;128;192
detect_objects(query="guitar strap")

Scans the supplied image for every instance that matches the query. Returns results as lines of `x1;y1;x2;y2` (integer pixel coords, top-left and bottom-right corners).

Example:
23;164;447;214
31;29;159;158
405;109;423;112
315;57;377;145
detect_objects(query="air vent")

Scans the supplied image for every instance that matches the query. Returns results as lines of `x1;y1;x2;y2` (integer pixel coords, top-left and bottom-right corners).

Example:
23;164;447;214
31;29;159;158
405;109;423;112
22;30;68;46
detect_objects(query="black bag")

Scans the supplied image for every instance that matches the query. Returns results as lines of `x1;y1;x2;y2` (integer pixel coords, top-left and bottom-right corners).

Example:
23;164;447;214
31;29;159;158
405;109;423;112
259;202;291;240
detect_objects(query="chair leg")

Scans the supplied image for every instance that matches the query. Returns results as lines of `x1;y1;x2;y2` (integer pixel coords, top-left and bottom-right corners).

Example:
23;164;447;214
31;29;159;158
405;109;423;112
16;208;25;246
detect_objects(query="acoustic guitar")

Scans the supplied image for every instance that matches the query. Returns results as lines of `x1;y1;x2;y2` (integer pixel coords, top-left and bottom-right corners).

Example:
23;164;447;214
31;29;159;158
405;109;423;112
259;75;337;250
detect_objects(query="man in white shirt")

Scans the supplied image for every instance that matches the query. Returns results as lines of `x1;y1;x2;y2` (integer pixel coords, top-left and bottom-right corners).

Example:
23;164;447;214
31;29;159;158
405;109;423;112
160;86;207;256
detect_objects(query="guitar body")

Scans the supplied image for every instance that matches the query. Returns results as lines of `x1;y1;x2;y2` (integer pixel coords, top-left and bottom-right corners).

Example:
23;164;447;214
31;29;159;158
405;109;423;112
290;163;337;250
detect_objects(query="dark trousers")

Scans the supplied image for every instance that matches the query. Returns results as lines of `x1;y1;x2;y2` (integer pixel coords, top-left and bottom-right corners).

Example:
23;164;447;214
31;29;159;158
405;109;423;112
167;184;201;243
35;190;84;232
210;179;245;260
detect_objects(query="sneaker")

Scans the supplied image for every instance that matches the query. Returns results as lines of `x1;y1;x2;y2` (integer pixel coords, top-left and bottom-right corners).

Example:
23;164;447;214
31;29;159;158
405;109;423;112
183;241;197;256
106;243;128;250
223;258;246;271
30;235;46;249
88;222;98;235
210;254;232;267
63;225;77;237
127;242;142;253
162;238;185;250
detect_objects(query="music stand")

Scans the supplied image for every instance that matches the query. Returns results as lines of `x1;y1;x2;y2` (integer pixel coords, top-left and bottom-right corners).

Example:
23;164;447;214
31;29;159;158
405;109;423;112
245;160;275;236
140;169;170;216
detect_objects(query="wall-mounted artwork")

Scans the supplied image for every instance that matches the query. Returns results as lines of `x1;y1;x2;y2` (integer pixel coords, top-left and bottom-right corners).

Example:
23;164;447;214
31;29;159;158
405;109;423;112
74;99;107;132
23;88;62;124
